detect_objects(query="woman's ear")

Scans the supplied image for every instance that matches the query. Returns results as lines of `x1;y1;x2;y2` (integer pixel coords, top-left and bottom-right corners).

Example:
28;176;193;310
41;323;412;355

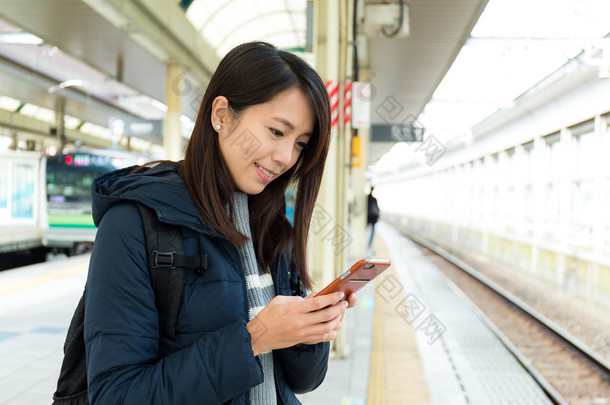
211;96;229;131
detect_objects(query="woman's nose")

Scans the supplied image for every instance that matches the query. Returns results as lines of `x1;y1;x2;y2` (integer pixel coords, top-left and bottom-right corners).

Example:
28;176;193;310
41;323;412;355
271;139;294;166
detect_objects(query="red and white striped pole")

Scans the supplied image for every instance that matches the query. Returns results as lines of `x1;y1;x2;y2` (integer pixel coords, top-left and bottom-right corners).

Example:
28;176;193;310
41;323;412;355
344;80;352;128
326;80;339;129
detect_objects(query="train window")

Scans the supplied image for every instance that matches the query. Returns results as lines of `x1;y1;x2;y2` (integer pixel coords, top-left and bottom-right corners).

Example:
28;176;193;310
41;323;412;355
569;118;594;137
0;162;7;209
12;163;35;218
576;132;596;180
543;131;560;144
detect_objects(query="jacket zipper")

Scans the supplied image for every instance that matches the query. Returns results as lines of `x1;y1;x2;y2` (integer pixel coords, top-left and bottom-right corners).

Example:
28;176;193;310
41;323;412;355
275;371;287;405
158;213;252;404
275;257;282;296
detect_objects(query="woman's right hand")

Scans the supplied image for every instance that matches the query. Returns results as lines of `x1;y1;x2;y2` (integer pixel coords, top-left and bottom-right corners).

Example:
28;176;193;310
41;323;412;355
246;291;347;356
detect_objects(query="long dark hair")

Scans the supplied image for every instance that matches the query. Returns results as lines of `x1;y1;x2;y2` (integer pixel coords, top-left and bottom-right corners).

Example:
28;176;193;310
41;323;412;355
180;41;331;290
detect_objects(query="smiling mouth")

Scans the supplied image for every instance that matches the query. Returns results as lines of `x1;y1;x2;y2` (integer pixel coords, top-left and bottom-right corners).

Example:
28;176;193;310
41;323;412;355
255;162;276;179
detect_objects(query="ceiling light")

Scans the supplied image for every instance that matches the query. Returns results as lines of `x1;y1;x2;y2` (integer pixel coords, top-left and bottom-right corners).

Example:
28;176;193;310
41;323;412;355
47;79;85;93
150;99;168;112
19;103;39;117
34;107;56;123
0;32;44;45
64;115;82;129
0;95;21;111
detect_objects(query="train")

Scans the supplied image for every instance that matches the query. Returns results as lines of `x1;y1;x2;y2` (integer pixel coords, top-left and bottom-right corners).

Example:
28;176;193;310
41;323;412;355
1;148;145;256
42;148;144;254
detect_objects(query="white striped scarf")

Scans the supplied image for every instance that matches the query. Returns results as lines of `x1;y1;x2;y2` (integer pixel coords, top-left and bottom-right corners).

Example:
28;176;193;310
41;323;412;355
231;192;277;405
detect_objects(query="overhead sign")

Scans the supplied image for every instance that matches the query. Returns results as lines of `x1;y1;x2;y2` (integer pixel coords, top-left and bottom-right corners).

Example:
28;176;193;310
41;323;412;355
371;124;424;142
109;118;163;139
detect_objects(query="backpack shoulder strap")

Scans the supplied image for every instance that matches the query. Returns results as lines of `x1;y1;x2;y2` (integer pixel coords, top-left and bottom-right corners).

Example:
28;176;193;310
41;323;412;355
136;202;207;340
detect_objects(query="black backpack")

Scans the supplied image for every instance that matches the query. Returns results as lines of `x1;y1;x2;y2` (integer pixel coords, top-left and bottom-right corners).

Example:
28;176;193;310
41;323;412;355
52;203;208;405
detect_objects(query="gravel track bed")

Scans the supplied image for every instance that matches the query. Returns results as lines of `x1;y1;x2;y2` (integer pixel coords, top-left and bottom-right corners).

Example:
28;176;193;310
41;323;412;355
417;246;610;405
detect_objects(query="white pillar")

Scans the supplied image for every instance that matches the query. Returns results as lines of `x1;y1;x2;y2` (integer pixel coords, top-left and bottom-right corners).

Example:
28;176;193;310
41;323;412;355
164;64;184;161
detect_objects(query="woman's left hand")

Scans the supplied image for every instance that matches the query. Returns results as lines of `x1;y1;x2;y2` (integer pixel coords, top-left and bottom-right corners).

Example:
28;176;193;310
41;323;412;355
345;292;357;309
304;291;357;308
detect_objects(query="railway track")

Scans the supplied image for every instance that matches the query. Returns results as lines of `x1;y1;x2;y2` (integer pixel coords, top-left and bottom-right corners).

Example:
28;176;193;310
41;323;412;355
400;229;610;405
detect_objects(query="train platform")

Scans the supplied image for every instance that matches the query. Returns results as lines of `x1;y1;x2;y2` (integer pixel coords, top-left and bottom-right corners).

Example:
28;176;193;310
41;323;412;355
0;222;554;404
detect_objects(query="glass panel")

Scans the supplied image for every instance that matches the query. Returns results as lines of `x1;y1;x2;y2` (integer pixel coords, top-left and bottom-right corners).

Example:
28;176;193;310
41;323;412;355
0;161;7;209
11;163;35;219
576;132;596;180
188;0;306;57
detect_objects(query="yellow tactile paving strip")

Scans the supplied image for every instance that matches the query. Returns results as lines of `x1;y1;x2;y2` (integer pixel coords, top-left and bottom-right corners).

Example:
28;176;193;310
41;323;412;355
367;234;432;405
0;262;87;296
367;283;386;404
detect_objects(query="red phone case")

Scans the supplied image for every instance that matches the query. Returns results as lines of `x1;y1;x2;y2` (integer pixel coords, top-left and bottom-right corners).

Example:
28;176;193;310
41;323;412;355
315;259;392;297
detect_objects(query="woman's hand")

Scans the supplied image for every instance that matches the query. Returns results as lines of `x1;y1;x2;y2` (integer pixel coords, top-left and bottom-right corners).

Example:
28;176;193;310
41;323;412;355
345;292;357;309
246;291;347;356
304;291;357;308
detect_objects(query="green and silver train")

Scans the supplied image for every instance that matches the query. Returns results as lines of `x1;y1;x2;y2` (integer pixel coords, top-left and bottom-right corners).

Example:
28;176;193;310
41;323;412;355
43;149;143;254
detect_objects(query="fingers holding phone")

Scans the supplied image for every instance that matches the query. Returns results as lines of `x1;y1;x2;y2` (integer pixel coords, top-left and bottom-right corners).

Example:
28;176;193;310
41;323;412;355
345;292;357;309
301;296;349;345
246;292;347;355
246;259;390;356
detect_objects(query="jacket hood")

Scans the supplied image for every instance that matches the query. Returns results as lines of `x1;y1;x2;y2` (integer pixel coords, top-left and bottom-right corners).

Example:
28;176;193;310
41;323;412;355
91;163;219;236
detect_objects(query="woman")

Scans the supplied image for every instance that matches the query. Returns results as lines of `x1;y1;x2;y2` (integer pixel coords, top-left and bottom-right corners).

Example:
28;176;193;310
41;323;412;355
84;41;356;404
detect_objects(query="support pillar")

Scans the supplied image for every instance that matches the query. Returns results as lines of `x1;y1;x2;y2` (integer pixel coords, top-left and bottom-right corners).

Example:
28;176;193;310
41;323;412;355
55;98;66;149
350;67;370;262
164;64;184;160
313;0;355;358
312;0;340;292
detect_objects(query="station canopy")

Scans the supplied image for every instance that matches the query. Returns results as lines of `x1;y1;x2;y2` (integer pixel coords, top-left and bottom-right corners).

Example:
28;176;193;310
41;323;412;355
184;0;307;57
421;0;610;140
373;0;610;173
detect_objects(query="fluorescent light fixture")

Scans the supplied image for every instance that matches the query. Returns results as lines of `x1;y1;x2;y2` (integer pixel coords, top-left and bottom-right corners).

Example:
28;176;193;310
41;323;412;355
34;106;56;123
0;95;21;111
150;98;168;112
81;122;105;136
47;79;85;93
19;103;39;117
130;137;151;151
64;115;82;130
0;32;44;45
81;0;131;29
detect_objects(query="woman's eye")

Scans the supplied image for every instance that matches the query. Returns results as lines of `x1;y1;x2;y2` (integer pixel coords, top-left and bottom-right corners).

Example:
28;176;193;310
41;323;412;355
269;128;284;137
296;142;309;150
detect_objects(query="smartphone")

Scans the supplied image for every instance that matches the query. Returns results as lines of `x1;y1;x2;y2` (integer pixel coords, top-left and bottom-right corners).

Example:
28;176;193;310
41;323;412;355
315;259;392;297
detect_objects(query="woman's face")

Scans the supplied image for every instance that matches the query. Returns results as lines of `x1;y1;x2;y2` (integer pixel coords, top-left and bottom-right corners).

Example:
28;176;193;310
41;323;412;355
215;88;314;195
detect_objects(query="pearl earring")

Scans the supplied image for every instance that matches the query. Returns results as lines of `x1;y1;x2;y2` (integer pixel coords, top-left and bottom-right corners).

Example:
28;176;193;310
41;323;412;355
215;124;221;130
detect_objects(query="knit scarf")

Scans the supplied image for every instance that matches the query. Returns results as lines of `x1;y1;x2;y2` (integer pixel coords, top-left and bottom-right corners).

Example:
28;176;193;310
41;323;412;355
231;192;277;405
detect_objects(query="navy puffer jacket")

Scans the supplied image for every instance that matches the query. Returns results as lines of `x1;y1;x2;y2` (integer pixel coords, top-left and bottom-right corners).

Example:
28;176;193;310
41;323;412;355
84;163;329;404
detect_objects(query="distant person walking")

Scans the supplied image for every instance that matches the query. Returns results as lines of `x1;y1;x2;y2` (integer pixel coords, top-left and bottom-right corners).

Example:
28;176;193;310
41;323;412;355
367;187;380;253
